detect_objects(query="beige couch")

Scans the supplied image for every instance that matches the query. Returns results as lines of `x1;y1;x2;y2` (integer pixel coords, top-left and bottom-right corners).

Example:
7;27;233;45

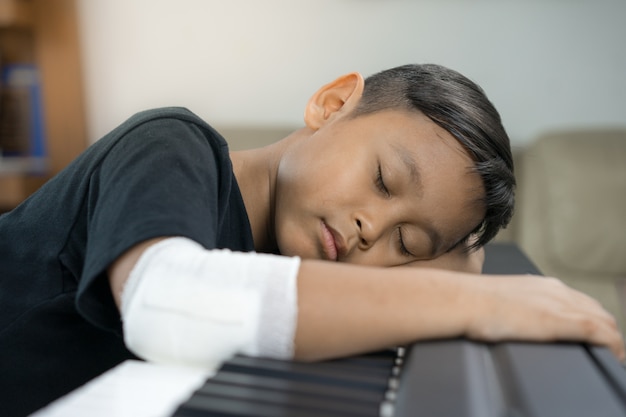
503;128;626;332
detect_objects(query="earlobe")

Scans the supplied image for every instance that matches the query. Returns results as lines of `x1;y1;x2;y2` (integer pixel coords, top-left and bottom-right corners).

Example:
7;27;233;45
304;72;365;130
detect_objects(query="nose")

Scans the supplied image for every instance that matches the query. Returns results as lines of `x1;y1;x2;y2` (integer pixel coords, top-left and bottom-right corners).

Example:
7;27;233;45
355;213;383;250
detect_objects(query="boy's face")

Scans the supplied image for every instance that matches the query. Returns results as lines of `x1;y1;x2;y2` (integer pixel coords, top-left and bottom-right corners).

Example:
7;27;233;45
274;109;485;266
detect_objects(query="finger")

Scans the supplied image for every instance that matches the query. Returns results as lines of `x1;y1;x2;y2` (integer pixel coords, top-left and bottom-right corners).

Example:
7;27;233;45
556;282;625;359
553;309;625;361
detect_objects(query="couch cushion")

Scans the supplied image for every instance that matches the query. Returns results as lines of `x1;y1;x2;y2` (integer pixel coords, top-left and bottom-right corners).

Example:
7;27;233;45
528;130;626;275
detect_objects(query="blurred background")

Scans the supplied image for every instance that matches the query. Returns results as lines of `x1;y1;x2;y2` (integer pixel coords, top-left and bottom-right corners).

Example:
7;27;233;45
76;0;625;146
1;0;625;330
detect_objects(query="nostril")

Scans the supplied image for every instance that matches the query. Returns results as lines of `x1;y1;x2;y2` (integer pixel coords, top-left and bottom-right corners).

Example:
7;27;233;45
360;238;367;246
356;219;362;229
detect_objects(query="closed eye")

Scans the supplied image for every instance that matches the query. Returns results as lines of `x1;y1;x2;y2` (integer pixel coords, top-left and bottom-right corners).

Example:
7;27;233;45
397;228;412;257
376;164;390;197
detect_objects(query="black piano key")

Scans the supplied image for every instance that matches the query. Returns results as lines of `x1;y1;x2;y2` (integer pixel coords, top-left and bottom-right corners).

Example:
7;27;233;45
174;394;324;417
187;382;380;416
237;353;394;377
333;349;398;369
206;370;383;405
221;356;390;391
172;351;400;417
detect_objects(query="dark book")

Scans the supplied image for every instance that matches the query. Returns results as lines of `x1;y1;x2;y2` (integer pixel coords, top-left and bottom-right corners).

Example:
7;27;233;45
0;63;47;172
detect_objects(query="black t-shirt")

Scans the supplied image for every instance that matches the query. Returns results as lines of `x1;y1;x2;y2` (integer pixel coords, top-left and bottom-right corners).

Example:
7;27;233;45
0;107;255;416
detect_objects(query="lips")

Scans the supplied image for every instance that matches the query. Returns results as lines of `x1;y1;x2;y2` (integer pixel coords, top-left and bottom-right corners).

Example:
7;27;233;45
320;221;345;261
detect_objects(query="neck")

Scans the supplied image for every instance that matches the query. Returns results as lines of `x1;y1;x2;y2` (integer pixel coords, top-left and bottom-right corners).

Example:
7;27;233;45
229;128;308;253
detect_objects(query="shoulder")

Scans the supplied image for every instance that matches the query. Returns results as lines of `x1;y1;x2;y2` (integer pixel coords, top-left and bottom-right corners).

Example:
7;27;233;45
124;107;214;129
122;107;227;147
101;107;231;167
75;107;229;172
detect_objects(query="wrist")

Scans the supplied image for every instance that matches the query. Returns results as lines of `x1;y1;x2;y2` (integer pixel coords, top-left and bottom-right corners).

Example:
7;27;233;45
459;274;502;341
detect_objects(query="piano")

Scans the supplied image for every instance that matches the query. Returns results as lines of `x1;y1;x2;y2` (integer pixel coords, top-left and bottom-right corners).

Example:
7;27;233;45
32;243;626;417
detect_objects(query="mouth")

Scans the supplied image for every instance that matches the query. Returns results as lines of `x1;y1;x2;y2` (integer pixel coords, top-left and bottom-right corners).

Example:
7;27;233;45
320;220;339;261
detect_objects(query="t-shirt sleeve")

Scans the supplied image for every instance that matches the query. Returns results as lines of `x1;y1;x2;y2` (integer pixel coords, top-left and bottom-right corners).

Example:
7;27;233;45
76;116;230;332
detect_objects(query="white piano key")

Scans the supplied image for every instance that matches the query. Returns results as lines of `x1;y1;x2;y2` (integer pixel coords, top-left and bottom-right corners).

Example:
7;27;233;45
30;360;213;417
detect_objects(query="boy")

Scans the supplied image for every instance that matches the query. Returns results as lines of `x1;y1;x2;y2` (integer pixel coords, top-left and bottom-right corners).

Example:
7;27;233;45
1;64;623;416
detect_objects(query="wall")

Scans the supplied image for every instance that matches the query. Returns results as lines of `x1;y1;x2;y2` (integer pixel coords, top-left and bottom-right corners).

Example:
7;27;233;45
76;0;626;147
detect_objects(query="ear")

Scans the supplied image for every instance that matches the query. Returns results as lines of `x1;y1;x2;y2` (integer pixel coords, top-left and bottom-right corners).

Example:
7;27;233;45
304;72;365;130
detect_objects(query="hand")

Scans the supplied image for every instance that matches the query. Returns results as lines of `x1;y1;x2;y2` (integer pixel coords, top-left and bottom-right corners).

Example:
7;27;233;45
465;274;626;361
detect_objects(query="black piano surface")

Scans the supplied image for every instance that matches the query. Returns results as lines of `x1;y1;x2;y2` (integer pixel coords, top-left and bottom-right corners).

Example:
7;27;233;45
172;243;626;417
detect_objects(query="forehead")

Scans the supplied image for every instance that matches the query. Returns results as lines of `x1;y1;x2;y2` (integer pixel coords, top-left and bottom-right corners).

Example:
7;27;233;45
361;109;475;168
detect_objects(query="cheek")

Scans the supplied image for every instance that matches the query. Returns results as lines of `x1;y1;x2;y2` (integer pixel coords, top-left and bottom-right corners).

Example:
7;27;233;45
278;158;359;209
272;204;310;257
272;178;318;258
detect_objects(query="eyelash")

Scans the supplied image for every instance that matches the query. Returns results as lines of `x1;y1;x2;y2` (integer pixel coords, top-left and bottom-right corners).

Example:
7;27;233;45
376;165;412;257
376;164;390;197
397;228;412;257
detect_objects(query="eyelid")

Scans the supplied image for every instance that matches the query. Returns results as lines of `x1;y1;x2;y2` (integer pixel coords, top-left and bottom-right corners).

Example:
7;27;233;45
377;162;413;258
376;164;390;197
397;228;412;257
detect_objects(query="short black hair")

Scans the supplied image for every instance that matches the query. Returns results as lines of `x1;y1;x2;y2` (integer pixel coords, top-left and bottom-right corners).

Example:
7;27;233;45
352;63;515;249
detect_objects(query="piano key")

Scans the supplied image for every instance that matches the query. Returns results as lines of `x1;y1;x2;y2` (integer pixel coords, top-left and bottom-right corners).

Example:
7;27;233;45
171;352;404;417
175;395;324;417
205;370;383;404
220;356;392;391
182;382;380;416
30;360;211;417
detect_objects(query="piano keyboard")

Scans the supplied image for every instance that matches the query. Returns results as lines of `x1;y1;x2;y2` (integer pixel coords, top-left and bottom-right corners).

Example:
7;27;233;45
31;340;626;417
172;348;405;417
170;342;626;417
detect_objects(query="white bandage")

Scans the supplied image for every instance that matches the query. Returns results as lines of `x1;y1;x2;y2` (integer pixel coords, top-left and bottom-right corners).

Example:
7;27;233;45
120;237;300;371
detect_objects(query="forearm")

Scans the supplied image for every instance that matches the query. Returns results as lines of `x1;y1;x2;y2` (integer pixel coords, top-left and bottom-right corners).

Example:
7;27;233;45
293;259;625;363
294;259;472;361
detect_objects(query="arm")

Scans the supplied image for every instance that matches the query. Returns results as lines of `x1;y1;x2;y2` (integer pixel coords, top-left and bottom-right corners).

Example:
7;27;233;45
109;239;625;363
294;259;624;361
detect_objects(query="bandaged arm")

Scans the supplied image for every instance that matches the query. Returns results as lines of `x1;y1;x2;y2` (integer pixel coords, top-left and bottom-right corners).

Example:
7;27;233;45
114;237;300;371
110;235;626;366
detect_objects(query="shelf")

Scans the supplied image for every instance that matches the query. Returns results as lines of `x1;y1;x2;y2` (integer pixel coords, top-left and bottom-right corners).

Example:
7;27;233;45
0;0;33;29
0;0;86;211
0;156;47;174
